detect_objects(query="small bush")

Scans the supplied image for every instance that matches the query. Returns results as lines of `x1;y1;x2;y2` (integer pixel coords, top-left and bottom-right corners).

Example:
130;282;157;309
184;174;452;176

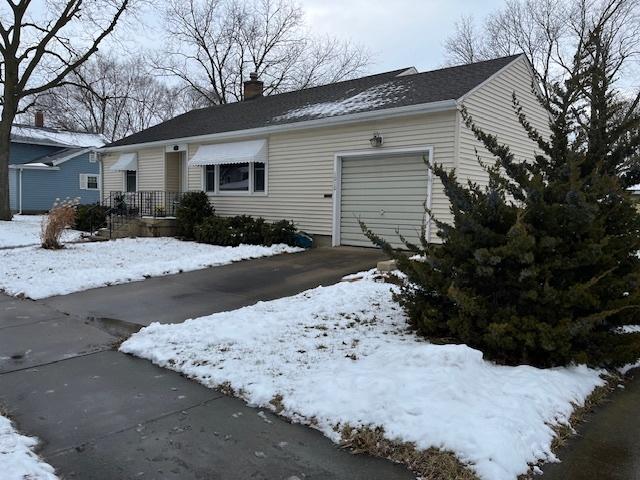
262;219;296;246
194;215;296;247
75;203;108;232
176;191;214;239
41;197;79;249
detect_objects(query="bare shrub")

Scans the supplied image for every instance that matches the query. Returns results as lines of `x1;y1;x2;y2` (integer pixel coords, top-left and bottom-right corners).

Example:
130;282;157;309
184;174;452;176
41;197;79;249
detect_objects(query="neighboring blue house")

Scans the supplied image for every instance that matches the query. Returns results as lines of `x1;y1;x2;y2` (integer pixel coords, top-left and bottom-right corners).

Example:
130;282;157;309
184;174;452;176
9;120;106;213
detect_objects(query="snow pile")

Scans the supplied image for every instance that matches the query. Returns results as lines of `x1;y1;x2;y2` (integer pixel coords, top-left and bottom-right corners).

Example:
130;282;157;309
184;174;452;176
12;125;105;147
274;82;409;121
619;325;640;334
121;274;604;480
0;238;303;299
0;215;81;249
0;415;57;480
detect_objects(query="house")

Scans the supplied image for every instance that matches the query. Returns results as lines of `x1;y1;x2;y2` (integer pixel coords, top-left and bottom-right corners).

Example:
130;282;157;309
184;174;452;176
9;114;106;214
99;54;550;247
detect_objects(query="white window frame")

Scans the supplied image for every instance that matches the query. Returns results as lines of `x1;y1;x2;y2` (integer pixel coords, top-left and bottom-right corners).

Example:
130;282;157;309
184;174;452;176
123;170;138;193
201;161;268;196
80;173;100;191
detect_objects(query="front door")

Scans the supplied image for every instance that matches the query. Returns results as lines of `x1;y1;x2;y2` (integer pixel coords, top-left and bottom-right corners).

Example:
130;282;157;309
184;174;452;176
180;152;189;193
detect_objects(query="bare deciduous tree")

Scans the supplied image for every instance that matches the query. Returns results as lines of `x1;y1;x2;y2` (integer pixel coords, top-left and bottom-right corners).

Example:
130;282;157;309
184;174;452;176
157;0;370;105
33;53;187;141
444;0;640;102
0;0;134;220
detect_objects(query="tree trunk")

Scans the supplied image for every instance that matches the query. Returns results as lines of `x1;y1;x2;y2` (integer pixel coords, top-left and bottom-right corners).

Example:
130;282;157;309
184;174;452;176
0;103;15;221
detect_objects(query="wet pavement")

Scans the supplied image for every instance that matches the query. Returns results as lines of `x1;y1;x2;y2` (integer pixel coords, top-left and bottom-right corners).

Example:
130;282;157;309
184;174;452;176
0;248;415;480
40;246;386;326
542;368;640;480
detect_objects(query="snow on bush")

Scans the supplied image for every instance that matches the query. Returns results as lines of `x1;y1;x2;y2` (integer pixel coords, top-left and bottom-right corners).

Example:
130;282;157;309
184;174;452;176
0;238;302;299
0;414;57;480
121;273;605;480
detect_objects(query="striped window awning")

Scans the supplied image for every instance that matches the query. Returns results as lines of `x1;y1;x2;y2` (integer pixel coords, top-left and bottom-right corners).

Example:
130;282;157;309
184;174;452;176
188;139;267;166
109;152;138;171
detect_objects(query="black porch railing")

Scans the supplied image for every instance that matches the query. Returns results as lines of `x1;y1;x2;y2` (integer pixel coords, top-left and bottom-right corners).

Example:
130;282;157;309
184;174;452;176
106;191;182;218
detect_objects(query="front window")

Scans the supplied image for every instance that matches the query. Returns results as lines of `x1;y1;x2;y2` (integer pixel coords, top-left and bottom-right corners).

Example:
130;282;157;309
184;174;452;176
205;165;215;192
125;170;137;192
219;163;249;192
253;162;265;192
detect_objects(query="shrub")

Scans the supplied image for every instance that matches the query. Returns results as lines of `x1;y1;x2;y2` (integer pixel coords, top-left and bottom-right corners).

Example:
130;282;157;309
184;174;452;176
194;215;296;247
262;219;297;246
362;29;640;368
176;191;214;239
41;197;79;249
75;203;108;232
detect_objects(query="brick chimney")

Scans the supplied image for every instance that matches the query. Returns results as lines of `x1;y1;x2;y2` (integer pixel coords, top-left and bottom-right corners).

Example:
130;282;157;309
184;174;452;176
34;110;44;127
243;72;264;100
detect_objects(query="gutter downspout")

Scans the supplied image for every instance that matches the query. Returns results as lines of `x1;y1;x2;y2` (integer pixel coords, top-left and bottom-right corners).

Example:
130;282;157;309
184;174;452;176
98;154;103;204
425;149;433;243
18;167;23;215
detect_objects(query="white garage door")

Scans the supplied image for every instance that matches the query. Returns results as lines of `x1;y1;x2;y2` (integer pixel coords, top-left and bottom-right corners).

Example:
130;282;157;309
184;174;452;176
339;154;429;248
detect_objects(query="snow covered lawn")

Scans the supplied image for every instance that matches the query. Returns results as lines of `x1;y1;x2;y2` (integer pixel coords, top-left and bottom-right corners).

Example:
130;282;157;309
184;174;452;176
0;215;81;249
0;238;302;299
121;270;605;480
0;414;57;480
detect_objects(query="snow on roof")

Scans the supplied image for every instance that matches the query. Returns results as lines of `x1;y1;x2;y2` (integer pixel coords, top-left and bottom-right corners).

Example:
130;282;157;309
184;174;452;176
272;81;411;122
629;184;640;193
11;124;106;148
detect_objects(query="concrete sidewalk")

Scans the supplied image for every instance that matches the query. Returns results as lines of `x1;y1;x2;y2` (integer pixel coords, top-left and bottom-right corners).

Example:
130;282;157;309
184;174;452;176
40;246;386;326
0;249;414;480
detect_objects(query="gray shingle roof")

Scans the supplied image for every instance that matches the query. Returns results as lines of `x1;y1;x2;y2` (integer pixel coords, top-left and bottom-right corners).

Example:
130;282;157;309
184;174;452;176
108;55;522;148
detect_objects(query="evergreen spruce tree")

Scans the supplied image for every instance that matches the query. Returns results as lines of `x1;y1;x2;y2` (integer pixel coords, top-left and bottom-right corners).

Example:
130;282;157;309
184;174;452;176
363;17;640;368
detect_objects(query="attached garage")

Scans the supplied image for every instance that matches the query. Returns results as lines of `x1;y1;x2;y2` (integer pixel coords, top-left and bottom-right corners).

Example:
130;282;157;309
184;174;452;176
335;150;432;248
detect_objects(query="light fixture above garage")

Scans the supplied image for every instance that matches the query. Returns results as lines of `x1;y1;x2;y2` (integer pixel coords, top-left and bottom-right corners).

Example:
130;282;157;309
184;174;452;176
369;132;383;147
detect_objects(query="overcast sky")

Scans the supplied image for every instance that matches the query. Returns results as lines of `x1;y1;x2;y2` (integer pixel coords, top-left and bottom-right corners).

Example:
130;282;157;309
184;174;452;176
131;0;506;75
299;0;505;72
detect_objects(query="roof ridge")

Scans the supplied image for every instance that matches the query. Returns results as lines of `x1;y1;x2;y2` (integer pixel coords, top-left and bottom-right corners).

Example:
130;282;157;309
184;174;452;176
184;66;415;116
417;54;523;77
12;123;105;136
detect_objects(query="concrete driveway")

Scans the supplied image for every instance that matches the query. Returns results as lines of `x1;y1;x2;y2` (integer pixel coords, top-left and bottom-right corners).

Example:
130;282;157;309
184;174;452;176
0;247;416;480
40;246;386;326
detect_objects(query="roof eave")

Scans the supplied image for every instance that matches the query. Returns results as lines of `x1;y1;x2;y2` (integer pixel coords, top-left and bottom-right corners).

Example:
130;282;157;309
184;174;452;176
100;99;459;153
51;148;92;166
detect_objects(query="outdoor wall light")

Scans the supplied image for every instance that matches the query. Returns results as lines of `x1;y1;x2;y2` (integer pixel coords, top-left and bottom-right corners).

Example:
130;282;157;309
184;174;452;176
369;132;383;147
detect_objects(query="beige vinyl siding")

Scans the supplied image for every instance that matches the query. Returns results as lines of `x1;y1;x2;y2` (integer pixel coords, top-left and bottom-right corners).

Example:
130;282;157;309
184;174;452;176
101;153;125;201
457;56;551;185
164;151;180;191
101;148;166;199
186;111;456;237
137;148;165;191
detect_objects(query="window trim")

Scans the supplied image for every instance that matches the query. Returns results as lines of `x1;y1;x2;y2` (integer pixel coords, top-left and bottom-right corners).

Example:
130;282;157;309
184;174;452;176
201;161;268;196
80;173;100;191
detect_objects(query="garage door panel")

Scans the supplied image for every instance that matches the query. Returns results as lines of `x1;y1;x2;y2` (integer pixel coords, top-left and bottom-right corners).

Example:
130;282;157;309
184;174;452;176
340;154;429;248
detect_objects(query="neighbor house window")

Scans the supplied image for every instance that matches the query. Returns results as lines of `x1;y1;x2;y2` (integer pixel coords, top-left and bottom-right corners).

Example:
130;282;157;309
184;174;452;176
80;174;100;190
205;165;215;192
253;162;265;192
87;175;98;190
125;170;137;192
219;163;249;192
